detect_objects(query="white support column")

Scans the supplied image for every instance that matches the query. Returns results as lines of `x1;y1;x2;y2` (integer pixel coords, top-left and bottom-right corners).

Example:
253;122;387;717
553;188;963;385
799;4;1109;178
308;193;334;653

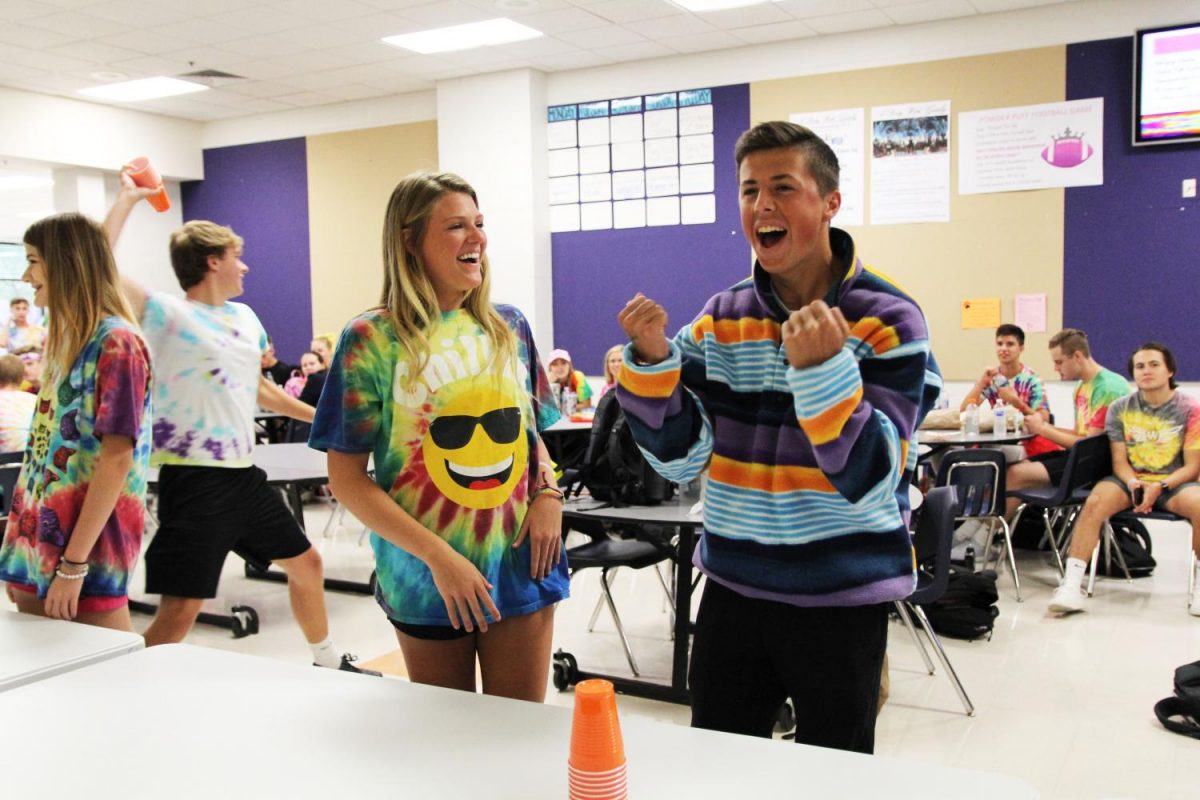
51;169;107;219
436;69;553;355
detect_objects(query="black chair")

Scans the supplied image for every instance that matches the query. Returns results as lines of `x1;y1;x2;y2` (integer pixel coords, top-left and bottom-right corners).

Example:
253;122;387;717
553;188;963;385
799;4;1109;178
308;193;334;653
935;448;1020;600
1008;434;1111;577
564;519;673;677
893;486;975;716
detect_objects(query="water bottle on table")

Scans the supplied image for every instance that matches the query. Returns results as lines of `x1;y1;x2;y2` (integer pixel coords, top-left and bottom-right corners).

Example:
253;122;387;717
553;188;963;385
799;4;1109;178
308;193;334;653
993;401;1007;437
562;387;577;417
964;403;980;436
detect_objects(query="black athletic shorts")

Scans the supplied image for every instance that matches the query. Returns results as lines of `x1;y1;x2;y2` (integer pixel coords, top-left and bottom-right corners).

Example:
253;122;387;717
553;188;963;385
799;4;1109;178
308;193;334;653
1029;450;1070;485
144;464;311;599
389;618;473;641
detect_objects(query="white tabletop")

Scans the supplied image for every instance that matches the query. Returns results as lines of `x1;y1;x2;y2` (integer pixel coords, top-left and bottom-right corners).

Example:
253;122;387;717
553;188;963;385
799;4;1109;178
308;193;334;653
148;442;334;485
544;417;593;432
0;644;1037;799
0;610;143;692
565;495;701;525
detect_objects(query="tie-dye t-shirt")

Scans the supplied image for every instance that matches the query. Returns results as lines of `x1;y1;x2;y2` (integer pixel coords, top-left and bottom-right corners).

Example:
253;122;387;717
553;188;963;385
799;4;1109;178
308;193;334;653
140;292;267;468
0;389;36;453
310;305;569;625
0;317;152;598
1073;368;1129;435
1105;390;1200;480
979;364;1050;414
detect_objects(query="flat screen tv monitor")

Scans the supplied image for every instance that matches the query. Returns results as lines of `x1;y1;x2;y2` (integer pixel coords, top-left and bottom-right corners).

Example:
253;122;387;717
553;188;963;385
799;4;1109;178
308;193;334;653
1133;21;1200;146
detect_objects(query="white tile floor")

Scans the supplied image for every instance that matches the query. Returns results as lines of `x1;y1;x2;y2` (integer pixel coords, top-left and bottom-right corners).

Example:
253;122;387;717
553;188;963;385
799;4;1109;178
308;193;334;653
7;502;1199;799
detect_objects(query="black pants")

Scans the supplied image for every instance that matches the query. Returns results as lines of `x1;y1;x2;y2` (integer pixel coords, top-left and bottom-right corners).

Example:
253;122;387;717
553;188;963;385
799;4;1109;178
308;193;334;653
688;580;888;754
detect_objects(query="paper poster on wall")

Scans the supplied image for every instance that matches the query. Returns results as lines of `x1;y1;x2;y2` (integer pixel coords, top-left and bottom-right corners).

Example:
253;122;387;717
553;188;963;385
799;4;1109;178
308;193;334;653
548;176;579;205
961;298;1001;329
548;148;578;178
646;166;680;197
611;141;644;171
610;113;643;143
680;163;714;195
579;145;610;175
644;109;678;139
680;134;714;165
679;104;713;135
612;170;645;200
1013;292;1047;333
647;196;680;226
580;173;612;203
613;199;646;229
958;98;1104;195
550;204;580;233
644;137;678;167
580;201;613;231
681;194;716;225
789;107;865;227
548;120;577;150
578;116;610;147
870;100;951;225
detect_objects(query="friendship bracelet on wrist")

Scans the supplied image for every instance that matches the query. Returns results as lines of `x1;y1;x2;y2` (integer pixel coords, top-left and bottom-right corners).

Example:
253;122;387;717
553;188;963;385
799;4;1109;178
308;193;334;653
532;485;565;503
60;556;88;567
54;568;88;580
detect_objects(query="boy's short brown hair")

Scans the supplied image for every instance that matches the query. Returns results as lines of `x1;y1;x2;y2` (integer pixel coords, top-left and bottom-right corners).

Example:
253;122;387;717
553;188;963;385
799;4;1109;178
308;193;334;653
0;354;24;385
733;121;840;196
168;221;244;291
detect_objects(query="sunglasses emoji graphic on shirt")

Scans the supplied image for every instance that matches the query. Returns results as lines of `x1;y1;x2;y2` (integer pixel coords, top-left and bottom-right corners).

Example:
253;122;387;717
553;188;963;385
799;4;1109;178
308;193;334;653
422;379;528;510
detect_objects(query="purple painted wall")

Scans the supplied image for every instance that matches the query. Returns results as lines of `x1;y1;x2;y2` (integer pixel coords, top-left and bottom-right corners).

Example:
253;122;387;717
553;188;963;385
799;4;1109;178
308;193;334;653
551;83;751;375
181;138;312;365
1065;37;1200;379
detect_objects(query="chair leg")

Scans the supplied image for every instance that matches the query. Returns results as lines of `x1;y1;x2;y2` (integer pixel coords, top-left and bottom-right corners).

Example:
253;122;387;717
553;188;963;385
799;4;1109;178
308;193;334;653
910;604;976;716
588;567;621;632
1086;534;1102;597
1189;551;1197;610
1108;525;1133;582
1044;508;1066;577
995;516;1021;602
653;563;675;635
894;601;934;675
599;568;640;676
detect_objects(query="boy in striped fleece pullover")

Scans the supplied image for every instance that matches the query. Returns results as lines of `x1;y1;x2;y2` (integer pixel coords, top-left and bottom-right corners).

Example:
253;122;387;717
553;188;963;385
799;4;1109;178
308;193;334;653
617;121;941;754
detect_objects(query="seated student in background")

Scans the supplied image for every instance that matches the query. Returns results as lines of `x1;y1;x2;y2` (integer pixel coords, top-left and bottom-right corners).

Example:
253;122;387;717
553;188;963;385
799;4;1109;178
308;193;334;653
1049;342;1200;616
13;346;42;394
0;354;36;454
1005;328;1129;516
596;345;623;402
546;348;592;411
260;335;295;387
310;335;334;366
960;323;1054;457
0;297;47;353
296;350;327;408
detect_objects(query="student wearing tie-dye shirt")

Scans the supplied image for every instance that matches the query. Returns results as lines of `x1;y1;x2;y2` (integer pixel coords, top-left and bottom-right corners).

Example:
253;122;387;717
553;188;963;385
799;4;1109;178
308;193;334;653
312;172;568;703
1049;342;1200;616
618;123;939;753
103;174;373;675
0;213;151;631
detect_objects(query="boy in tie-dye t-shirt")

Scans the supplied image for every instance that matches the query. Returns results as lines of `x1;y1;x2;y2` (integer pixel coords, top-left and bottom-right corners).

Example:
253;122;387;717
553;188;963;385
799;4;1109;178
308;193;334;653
310;304;568;627
0;317;152;608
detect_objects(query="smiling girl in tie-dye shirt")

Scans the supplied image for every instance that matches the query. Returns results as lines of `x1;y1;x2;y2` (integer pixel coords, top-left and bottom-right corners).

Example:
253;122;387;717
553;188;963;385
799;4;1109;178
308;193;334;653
0;213;151;629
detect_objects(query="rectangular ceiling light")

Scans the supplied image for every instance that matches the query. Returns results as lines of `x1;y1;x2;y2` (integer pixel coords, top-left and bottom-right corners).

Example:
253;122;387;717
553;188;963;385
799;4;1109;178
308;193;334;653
382;18;542;54
670;0;774;11
79;76;208;102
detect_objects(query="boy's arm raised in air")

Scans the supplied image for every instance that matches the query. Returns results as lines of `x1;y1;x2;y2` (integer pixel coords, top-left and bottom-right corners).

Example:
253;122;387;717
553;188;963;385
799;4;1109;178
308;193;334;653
102;170;156;321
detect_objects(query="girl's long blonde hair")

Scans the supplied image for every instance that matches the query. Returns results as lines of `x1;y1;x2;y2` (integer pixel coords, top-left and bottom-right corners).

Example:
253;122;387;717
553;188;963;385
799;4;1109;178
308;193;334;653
380;172;515;383
23;213;137;383
602;344;624;385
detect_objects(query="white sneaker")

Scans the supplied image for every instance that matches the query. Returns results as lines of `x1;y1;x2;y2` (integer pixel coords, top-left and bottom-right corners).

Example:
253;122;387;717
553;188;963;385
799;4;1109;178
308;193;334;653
1049;581;1086;614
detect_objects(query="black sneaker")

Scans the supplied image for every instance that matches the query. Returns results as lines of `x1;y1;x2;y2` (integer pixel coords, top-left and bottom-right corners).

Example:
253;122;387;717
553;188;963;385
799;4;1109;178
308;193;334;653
314;654;382;676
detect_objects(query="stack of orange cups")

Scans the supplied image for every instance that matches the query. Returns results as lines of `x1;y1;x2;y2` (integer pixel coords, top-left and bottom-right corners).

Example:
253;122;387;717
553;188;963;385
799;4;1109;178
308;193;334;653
568;679;627;800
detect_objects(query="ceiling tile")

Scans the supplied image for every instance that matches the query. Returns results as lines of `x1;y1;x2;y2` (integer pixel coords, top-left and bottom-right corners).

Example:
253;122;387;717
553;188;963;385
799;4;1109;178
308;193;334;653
320;41;413;65
631;14;714;37
803;8;894;34
508;6;610;34
395;1;497;27
696;3;795;30
270;25;367;50
359;72;433;93
2;44;96;73
584;0;680;24
268;0;380;22
526;50;614;71
152;0;265;13
487;35;579;59
660;29;745;54
323;83;391;102
554;24;646;48
214;34;313;59
43;39;145;66
81;0;191;26
0;21;79;48
776;0;874;18
272;90;344;107
220;79;306;98
267;48;359;74
206;6;310;35
210;58;298;81
592;40;678;61
330;12;423;38
730;19;816;43
138;18;240;46
0;1;62;22
21;11;127;38
881;0;976;24
93;28;209;55
968;0;1067;11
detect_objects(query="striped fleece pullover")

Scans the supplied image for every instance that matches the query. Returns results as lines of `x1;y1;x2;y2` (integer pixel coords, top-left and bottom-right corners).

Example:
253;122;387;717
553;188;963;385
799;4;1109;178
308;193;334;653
617;228;942;607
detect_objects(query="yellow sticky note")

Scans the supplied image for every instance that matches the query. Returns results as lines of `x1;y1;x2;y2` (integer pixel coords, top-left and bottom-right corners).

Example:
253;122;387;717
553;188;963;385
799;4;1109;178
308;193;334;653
961;298;1001;329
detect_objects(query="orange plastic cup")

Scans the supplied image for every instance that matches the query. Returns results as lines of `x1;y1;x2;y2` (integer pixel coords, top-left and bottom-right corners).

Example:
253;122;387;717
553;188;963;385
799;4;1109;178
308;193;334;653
569;679;626;772
126;156;171;212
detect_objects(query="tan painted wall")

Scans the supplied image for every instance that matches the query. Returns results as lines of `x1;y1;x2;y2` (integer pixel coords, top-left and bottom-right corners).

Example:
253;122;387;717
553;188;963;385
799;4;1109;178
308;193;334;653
306;120;438;340
751;46;1066;380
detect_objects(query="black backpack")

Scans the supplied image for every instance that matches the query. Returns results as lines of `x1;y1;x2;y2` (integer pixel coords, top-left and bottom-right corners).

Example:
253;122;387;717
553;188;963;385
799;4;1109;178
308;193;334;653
919;567;1000;641
572;391;674;506
1154;661;1200;739
1095;519;1155;577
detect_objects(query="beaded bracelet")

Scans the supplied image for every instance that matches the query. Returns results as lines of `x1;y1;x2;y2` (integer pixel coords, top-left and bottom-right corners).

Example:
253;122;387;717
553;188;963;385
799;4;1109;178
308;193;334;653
60;556;88;568
54;568;88;581
531;485;565;503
